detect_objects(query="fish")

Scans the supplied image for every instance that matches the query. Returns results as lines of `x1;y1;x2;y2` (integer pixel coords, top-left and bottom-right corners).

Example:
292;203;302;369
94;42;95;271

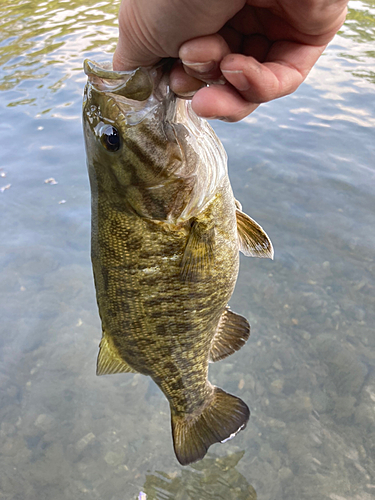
82;59;273;466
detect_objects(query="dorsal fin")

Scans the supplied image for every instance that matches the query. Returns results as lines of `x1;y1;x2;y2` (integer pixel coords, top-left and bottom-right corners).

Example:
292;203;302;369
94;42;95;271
236;208;274;259
209;308;250;362
97;334;137;376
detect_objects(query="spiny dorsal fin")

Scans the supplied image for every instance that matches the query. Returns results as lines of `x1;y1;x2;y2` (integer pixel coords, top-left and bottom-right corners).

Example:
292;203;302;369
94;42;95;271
180;219;215;281
236;209;274;259
209;308;250;362
97;334;137;376
171;387;250;466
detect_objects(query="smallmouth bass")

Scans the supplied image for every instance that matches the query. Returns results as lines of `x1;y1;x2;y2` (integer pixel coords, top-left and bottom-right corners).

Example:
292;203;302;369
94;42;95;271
82;59;273;466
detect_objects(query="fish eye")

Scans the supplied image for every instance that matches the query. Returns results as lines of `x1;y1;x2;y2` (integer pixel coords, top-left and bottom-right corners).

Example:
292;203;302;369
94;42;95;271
100;125;120;152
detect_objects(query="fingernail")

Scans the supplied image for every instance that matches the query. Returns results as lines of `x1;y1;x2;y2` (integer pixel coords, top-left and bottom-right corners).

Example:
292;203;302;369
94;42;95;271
221;69;250;92
205;76;226;86
182;60;216;74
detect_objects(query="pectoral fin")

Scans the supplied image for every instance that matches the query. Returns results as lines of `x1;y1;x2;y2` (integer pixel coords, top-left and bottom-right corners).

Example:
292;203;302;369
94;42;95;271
236;208;274;259
97;333;137;376
210;308;250;362
180;219;215;281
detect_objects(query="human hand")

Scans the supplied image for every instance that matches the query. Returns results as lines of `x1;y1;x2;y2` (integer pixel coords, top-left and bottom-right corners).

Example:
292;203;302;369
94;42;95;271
113;0;348;121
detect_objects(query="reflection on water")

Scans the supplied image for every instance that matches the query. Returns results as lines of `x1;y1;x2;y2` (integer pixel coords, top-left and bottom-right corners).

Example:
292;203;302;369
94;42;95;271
142;452;256;500
345;0;375;43
340;0;375;84
0;0;119;108
1;1;375;499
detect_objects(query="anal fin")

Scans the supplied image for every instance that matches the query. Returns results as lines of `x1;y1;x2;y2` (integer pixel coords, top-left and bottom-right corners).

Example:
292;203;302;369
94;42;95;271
210;308;250;362
97;333;137;376
236;206;274;259
171;387;250;466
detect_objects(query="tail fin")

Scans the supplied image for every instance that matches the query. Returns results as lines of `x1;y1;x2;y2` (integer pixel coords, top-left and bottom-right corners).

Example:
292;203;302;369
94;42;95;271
171;387;250;466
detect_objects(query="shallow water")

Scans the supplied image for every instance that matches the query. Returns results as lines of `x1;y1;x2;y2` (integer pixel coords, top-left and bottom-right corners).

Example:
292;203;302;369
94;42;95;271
1;1;375;499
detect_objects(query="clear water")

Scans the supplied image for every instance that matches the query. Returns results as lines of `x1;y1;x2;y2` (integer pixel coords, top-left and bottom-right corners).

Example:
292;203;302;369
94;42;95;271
1;1;375;499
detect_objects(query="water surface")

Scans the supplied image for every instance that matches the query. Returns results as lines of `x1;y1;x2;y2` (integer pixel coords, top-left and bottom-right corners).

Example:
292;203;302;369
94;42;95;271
1;1;375;499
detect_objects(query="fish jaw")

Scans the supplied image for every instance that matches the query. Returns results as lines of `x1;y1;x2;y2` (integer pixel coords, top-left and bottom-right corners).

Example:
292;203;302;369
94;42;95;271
168;98;228;222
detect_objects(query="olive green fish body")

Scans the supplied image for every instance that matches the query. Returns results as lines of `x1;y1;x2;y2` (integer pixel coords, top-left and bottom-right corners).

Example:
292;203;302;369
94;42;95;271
83;60;273;465
91;180;238;414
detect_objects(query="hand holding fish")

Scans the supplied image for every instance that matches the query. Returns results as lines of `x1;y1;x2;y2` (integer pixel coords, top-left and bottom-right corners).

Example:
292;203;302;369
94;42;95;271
113;0;348;121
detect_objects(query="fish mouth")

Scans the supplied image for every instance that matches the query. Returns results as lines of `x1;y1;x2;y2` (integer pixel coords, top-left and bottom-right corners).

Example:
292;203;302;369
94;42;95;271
83;59;193;128
83;59;153;101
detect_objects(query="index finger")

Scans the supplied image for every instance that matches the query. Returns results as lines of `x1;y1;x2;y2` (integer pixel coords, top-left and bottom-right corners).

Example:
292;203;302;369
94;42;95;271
220;41;326;103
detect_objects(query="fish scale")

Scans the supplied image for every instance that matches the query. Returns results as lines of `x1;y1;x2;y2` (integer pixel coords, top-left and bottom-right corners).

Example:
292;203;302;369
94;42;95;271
83;59;273;465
